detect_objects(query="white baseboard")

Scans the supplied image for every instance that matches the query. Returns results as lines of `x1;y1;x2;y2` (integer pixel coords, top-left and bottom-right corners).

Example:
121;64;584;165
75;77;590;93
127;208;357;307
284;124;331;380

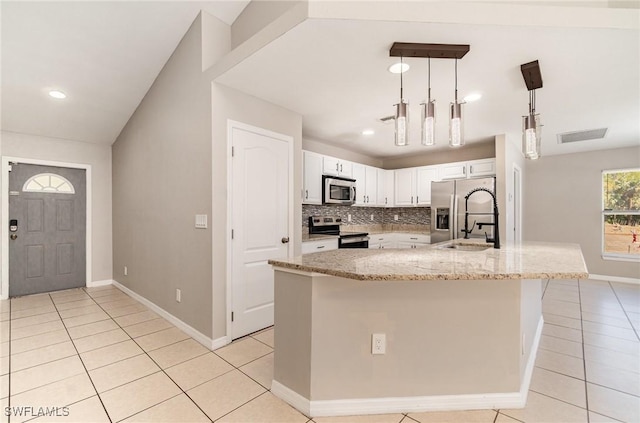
272;315;544;417
111;280;227;351
589;274;640;285
86;279;114;288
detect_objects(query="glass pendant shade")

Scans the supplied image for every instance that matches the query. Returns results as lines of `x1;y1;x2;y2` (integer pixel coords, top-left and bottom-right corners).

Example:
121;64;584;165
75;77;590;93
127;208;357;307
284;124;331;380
421;101;436;146
522;113;541;160
449;101;464;147
395;100;409;146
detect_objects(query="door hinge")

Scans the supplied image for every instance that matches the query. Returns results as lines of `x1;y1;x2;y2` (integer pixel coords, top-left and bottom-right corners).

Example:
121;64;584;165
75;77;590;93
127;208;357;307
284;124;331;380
231;311;234;322
231;229;234;240
231;146;235;157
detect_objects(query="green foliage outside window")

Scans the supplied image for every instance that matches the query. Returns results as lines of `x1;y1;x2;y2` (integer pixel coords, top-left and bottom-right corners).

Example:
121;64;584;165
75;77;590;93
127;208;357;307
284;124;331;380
603;169;640;257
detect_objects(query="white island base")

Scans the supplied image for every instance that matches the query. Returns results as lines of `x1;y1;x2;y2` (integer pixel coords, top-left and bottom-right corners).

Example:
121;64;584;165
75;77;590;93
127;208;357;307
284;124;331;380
271;270;543;418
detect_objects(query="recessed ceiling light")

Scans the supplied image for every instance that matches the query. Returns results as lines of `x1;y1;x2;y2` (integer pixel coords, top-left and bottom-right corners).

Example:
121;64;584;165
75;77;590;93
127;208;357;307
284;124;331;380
48;90;66;99
463;93;482;102
388;62;410;74
362;129;375;136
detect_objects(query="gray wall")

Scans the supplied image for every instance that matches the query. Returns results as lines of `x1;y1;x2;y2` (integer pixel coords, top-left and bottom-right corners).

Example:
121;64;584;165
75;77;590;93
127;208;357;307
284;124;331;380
1;131;113;283
230;0;303;48
523;146;640;279
112;13;229;337
211;83;302;339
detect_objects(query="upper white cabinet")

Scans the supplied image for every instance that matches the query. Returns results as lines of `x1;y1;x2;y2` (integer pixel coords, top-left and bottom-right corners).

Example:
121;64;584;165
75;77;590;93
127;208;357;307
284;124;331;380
395;165;440;207
439;161;468;180
394;168;416;206
303;151;323;205
416;166;439;206
353;163;378;206
302;150;495;207
468;158;496;177
377;168;392;207
440;158;496;180
323;156;352;178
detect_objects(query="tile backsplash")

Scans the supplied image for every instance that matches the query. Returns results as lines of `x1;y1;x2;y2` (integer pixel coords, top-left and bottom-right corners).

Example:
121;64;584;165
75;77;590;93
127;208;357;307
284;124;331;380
302;204;430;227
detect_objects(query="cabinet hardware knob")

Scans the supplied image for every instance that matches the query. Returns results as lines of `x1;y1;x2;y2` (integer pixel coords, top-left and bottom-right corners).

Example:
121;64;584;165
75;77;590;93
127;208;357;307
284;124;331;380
281;237;290;244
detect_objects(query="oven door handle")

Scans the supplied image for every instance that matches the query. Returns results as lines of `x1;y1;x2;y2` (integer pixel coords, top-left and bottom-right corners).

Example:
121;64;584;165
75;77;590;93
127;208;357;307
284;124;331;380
340;236;370;244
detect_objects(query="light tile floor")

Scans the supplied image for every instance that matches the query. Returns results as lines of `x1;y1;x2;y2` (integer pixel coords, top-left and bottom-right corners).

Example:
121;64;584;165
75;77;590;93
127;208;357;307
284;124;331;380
0;279;638;422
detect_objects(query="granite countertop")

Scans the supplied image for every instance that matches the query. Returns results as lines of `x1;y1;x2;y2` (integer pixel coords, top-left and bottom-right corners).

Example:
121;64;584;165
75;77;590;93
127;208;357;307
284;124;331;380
269;239;589;281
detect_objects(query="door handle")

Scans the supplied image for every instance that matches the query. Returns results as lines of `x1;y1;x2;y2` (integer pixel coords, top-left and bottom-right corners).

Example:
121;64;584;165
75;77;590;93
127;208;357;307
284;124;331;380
281;237;290;244
305;190;308;199
10;234;17;240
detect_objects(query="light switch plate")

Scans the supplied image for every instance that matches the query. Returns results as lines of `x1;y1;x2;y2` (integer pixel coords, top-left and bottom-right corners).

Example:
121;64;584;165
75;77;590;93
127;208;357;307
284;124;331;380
195;214;208;229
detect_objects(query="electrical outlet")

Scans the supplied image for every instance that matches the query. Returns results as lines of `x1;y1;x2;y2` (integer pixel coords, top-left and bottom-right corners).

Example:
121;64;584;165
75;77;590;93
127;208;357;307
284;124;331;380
348;214;352;222
394;214;399;221
372;333;386;355
176;289;181;303
124;266;128;276
370;214;374;221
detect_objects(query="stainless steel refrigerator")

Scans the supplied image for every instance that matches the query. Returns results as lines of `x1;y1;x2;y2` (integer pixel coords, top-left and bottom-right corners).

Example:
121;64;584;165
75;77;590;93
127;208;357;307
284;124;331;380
430;177;496;244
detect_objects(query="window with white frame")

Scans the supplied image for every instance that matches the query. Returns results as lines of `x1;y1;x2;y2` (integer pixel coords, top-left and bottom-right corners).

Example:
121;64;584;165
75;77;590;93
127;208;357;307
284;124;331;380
602;169;640;260
22;173;75;194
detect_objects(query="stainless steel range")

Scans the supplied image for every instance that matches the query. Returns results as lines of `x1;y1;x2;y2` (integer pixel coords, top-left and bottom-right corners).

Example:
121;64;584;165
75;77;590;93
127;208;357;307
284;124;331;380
308;216;369;248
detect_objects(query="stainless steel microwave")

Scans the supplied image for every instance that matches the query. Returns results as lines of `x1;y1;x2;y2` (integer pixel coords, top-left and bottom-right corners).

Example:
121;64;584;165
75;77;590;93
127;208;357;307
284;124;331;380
323;176;356;205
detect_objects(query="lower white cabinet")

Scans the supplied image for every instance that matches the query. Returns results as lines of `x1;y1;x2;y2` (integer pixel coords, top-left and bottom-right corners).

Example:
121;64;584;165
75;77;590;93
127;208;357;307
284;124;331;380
395;233;431;249
368;233;430;249
302;238;338;254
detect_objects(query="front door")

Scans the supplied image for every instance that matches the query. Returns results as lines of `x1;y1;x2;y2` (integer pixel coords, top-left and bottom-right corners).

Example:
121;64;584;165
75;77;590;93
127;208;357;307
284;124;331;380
9;163;86;297
230;123;290;340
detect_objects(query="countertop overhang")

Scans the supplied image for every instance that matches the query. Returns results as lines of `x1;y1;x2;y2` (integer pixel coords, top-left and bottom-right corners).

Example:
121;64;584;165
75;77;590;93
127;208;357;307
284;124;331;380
269;240;589;281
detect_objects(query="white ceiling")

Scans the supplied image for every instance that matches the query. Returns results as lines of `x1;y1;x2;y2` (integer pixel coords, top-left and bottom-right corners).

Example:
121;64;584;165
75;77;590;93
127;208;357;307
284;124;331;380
216;15;639;158
1;1;249;145
2;1;638;160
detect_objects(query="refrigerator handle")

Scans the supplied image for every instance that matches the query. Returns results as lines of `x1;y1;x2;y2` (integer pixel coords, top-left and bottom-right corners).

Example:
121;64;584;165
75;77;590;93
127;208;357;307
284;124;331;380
450;194;455;240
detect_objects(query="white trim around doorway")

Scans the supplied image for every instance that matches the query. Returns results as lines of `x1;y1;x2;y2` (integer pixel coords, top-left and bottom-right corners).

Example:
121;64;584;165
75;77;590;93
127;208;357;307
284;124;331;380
224;120;294;342
1;157;92;299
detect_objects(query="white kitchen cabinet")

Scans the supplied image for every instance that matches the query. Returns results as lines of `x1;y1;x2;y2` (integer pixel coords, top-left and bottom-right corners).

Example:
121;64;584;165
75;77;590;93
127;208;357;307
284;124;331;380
395;233;430;249
416;165;439;205
323;156;352;178
468;158;496;177
368;234;394;249
303;150;323;204
379;169;394;207
439;161;468;180
394;168;416;206
352;163;377;206
301;238;338;254
439;159;496;180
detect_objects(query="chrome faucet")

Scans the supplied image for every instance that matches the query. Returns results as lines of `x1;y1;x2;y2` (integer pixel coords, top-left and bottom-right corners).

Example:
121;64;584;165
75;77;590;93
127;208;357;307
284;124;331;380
462;188;500;249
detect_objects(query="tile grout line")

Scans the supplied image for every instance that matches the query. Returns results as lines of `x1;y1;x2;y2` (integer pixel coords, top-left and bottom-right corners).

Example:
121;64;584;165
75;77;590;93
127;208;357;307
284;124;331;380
577;279;591;423
85;286;215;423
48;291;114;423
608;280;640;342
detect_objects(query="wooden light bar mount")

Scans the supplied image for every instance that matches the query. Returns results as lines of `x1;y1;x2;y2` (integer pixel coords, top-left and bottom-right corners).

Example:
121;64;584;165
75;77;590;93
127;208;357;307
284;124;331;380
389;42;470;59
521;60;543;90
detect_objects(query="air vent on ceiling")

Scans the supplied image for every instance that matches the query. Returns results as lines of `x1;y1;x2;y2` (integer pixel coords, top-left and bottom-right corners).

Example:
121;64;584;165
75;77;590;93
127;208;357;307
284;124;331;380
557;128;608;144
378;115;395;124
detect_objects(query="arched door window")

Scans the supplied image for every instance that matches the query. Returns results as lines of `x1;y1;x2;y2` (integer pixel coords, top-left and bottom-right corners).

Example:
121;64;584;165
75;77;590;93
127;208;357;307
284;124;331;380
22;173;75;194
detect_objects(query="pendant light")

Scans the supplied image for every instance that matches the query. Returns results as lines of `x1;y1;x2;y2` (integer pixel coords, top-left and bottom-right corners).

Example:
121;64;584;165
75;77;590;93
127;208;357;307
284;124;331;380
449;58;464;148
520;60;543;160
523;89;541;159
394;57;409;146
421;57;436;146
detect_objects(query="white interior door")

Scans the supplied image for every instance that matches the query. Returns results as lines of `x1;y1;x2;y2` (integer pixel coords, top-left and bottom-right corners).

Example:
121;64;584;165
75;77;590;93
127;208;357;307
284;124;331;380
230;123;290;340
513;164;522;242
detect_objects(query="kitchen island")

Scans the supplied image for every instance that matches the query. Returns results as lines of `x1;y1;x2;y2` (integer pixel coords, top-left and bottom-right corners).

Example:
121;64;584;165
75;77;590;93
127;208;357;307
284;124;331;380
268;240;588;417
